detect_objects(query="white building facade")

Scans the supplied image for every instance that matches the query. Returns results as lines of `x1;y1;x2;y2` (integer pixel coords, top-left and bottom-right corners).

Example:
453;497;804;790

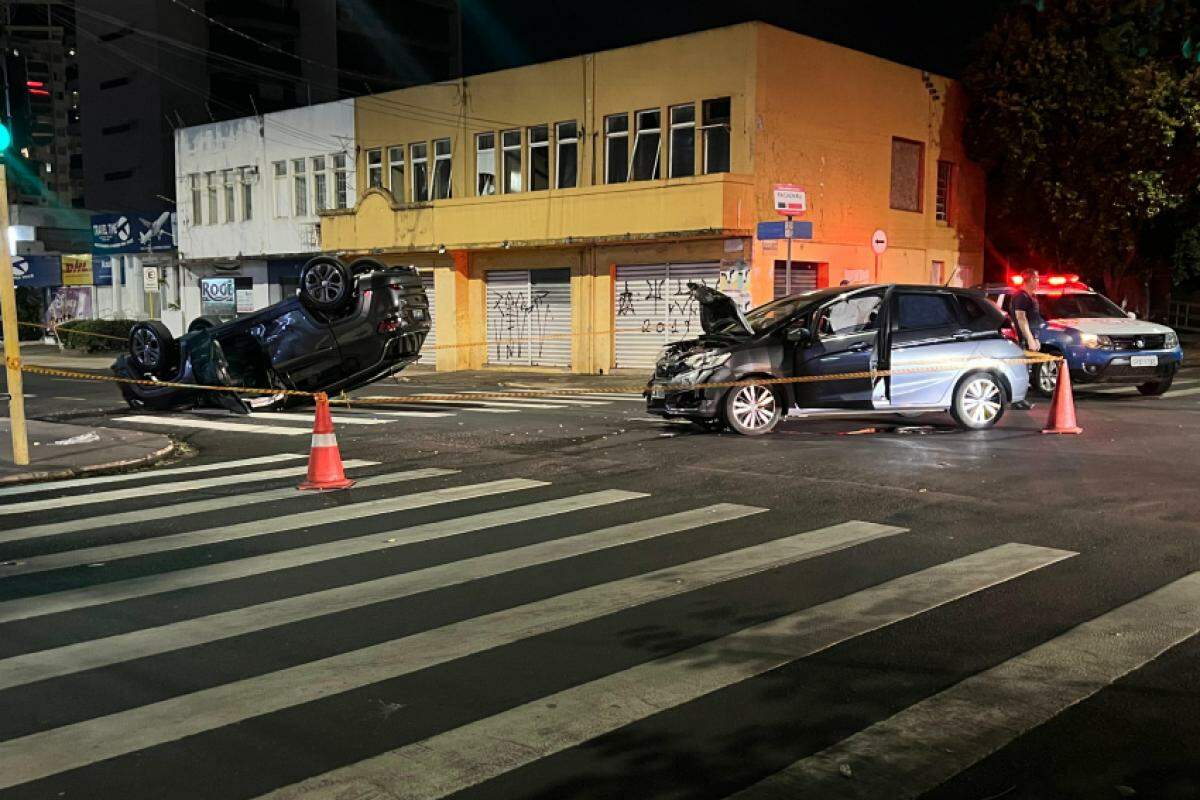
171;100;357;335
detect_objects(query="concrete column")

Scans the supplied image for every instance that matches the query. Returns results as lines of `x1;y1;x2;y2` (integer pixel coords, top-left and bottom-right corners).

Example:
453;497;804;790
435;249;473;372
111;256;123;318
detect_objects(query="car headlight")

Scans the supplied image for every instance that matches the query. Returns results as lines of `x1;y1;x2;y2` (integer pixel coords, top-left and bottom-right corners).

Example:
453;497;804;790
1165;331;1180;349
1080;333;1113;349
682;351;731;371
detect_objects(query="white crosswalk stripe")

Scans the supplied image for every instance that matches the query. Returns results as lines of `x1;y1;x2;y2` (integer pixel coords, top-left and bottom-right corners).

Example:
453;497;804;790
0;501;760;691
189;409;394;426
112;415;316;435
0;478;547;593
0;468;457;545
256;543;1073;800
458;391;612;406
0;454;306;498
730;572;1200;800
0;460;378;515
8;462;1199;800
0;519;904;789
406;396;568;410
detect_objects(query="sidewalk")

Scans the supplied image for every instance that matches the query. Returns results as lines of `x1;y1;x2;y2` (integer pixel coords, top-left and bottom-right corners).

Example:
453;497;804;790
383;367;647;392
0;418;175;485
12;343;115;372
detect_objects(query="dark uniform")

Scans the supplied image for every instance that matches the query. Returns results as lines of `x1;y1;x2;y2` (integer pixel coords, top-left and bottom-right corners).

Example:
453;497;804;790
1010;288;1043;347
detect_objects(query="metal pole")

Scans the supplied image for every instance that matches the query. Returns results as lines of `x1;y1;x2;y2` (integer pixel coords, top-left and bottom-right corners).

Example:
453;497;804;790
785;215;793;294
0;165;30;465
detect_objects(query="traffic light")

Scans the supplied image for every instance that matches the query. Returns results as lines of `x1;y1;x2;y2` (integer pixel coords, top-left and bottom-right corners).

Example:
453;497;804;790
0;123;11;152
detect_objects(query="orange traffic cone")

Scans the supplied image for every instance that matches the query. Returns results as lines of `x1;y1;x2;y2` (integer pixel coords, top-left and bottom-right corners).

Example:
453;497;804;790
299;393;356;490
1042;358;1083;435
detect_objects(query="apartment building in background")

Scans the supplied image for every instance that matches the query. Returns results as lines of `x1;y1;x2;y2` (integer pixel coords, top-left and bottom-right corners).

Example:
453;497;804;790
319;22;985;373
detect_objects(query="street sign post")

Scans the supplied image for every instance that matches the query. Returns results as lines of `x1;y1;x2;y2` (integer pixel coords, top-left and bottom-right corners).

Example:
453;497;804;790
870;228;888;282
773;184;807;217
756;219;814;294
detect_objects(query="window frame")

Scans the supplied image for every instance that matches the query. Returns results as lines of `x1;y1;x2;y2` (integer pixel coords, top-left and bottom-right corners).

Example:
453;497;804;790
555;121;578;189
527;124;550;191
333;153;349;209
206;171;219;224
604;113;629;184
387;146;405;203
432;137;453;200
475;132;496;196
240;168;253;221
669;103;696;178
272;160;288;218
410;142;430;202
292;157;308;217
189;173;202;226
701;97;731;174
501;129;522;193
935;160;954;223
223;169;236;223
630;108;662;182
311;155;328;213
366;147;383;190
889;137;925;213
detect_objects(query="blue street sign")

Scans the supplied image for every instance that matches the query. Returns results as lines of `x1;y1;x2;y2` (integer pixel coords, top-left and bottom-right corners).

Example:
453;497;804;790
756;220;813;240
11;254;62;288
91;212;176;254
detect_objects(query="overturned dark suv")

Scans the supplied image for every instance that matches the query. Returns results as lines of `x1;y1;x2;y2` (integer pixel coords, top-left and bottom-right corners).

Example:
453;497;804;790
113;256;430;412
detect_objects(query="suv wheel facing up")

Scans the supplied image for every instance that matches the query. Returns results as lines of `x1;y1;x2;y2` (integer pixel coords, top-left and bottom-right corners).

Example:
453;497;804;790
724;382;781;436
951;371;1006;430
128;320;179;377
299;256;353;313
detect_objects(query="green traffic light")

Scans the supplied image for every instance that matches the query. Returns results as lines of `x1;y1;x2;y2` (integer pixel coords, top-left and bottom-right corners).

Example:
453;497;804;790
0;123;10;151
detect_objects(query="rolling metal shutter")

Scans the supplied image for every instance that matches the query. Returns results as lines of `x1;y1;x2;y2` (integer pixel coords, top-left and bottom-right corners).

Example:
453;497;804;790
417;272;435;363
614;262;743;370
773;261;818;298
485;268;572;367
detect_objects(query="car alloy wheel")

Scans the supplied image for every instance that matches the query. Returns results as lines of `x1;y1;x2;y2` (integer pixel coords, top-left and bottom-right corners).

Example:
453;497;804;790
304;260;345;305
960;375;1002;427
1037;358;1059;395
730;384;778;433
130;327;162;369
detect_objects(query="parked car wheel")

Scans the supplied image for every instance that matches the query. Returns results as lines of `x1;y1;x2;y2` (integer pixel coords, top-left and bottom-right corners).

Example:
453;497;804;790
950;371;1006;430
128;321;179;377
1030;354;1060;398
724;382;781;436
1137;375;1174;396
187;315;225;334
299;256;353;313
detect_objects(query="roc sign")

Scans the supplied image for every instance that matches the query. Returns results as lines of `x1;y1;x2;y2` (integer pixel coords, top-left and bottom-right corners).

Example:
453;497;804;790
773;184;807;217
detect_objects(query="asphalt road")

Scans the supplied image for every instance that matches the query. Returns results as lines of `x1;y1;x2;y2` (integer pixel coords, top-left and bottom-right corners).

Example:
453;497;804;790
2;363;1200;799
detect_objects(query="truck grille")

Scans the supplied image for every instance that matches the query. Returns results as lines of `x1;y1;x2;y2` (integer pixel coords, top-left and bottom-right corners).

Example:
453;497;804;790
1110;335;1166;350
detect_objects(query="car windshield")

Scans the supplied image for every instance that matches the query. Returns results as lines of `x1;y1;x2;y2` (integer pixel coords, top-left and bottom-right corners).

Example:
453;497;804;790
1038;292;1126;319
743;293;827;333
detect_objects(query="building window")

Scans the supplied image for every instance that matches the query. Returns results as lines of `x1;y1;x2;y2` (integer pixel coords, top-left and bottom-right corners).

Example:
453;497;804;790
312;156;328;212
476;132;496;195
411;142;429;202
240;168;253;221
555;121;578;189
935;160;954;223
502;129;521;193
190;173;202;225
333;153;349;209
669;104;695;178
273;160;289;217
366;148;383;189
206;171;219;222
890;137;924;212
387;146;405;202
293;158;308;216
528;125;550;191
223;169;235;223
432;138;452;200
605;113;628;184
701;97;730;174
630;109;661;181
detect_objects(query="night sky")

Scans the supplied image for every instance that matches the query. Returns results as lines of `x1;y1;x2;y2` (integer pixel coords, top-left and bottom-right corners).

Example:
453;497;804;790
461;0;1011;78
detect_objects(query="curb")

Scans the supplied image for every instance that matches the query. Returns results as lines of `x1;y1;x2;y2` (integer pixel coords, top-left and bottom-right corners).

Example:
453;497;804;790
0;439;178;487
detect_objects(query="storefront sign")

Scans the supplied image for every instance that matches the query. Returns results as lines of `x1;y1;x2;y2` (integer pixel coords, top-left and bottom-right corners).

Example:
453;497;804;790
201;276;236;317
11;254;62;287
91;212;176;254
92;257;113;286
235;286;255;313
62;254;92;286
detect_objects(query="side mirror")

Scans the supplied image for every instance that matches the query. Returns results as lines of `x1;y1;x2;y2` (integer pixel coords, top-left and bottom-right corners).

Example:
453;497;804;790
786;326;811;345
1127;311;1137;319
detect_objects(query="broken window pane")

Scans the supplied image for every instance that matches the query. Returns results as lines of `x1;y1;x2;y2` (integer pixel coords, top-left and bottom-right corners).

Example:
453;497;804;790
476;133;496;195
890;138;923;212
631;109;661;181
502;129;522;193
605;114;628;184
702;97;730;174
528;125;549;191
432;137;452;200
411;142;429;202
388;146;405;203
669;104;695;178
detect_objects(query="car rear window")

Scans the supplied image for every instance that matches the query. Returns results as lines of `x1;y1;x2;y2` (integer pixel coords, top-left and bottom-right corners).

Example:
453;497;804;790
957;296;991;321
896;293;959;331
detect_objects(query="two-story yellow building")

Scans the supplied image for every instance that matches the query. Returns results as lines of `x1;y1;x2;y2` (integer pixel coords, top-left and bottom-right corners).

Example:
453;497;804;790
320;22;985;373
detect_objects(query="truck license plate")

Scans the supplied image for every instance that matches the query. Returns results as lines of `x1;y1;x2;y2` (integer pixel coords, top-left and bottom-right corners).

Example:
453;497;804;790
1131;355;1158;368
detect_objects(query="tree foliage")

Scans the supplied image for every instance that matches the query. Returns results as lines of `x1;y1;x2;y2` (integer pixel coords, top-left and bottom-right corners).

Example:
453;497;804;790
964;0;1200;283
